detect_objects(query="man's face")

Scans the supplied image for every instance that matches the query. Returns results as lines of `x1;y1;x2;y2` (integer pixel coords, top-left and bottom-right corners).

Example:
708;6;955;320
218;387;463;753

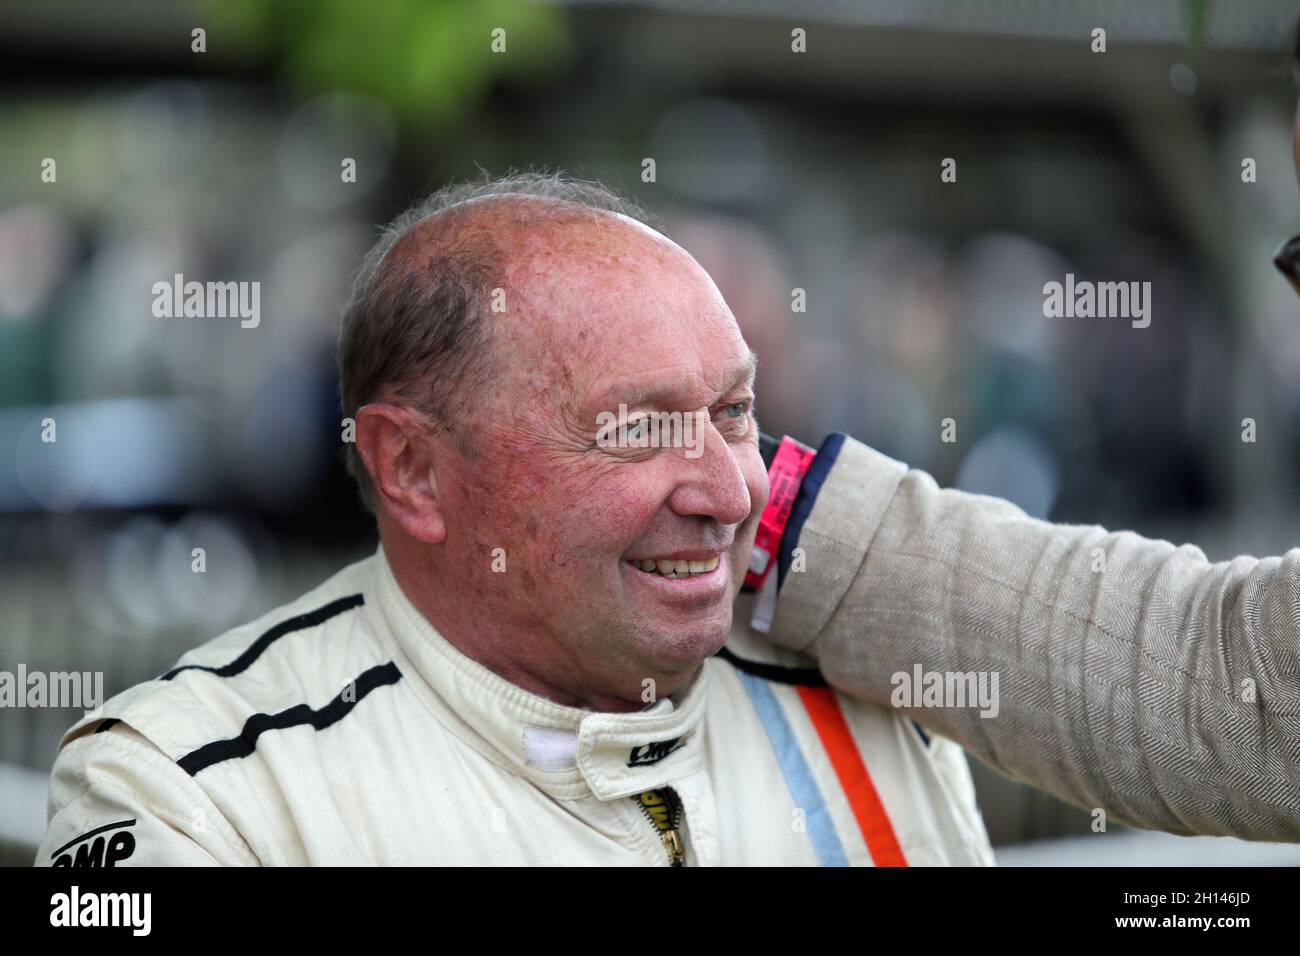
436;215;769;700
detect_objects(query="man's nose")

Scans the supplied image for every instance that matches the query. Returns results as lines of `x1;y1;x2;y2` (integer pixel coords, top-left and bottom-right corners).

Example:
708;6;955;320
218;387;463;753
665;419;752;527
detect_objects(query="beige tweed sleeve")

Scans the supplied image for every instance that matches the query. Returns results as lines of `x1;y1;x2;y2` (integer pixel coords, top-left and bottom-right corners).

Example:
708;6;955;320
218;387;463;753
767;435;1300;842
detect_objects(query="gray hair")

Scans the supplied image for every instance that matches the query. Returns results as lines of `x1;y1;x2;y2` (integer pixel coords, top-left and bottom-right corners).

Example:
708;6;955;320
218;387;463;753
338;171;658;512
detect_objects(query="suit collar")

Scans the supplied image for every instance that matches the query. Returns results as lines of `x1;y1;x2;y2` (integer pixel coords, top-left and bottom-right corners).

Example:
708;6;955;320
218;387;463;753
368;546;708;800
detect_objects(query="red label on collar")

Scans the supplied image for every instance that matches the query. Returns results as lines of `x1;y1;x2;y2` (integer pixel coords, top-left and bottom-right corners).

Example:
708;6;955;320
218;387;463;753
745;436;815;590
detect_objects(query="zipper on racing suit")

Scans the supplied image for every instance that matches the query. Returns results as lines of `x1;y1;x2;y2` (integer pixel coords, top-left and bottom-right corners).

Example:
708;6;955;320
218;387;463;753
632;788;685;866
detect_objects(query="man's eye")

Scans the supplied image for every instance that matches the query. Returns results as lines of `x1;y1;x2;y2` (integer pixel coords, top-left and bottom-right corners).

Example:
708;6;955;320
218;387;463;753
721;401;751;419
626;419;650;441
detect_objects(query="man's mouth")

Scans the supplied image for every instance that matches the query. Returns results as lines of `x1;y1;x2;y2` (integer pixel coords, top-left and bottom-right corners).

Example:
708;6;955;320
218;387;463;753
626;557;721;579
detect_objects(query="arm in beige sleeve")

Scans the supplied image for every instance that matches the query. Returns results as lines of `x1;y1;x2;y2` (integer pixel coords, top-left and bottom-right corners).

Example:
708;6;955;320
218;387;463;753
767;434;1300;842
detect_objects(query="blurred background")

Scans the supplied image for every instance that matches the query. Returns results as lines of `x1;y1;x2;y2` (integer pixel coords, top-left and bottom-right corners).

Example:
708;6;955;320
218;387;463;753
3;0;1300;866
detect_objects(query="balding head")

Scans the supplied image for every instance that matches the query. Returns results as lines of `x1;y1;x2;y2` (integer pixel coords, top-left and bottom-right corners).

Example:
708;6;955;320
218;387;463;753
344;171;766;712
339;173;660;510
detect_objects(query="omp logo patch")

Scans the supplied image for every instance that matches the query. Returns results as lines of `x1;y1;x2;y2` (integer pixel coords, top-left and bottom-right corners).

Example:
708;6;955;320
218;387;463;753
627;735;686;767
50;819;137;867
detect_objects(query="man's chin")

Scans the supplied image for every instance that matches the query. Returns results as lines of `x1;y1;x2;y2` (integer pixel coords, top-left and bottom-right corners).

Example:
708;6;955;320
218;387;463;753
635;616;733;674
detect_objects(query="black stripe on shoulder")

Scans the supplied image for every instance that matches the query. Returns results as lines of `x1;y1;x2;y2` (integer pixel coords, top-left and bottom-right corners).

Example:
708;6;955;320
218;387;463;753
94;718;121;734
177;661;402;776
715;647;827;687
162;593;365;682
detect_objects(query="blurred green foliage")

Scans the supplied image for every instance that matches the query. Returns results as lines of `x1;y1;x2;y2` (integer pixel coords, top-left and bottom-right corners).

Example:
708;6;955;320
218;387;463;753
208;0;571;129
1184;0;1211;48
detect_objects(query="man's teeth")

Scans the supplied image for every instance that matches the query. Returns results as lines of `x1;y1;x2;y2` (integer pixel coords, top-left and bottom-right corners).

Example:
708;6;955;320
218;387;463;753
633;557;720;578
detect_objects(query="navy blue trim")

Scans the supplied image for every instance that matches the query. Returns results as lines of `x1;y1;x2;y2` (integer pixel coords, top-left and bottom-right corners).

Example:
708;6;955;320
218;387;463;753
777;432;846;589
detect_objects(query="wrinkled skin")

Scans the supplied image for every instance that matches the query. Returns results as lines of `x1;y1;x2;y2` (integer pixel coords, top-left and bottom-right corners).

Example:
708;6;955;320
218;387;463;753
355;200;769;712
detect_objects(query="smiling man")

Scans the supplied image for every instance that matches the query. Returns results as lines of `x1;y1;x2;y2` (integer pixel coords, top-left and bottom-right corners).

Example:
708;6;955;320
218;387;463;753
347;184;765;713
35;173;993;867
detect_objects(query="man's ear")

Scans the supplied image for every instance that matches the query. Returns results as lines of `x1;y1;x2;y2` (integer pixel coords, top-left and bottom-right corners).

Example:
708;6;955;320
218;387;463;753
354;403;448;544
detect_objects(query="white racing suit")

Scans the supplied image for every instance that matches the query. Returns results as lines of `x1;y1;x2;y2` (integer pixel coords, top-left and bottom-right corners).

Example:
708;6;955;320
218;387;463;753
36;546;994;866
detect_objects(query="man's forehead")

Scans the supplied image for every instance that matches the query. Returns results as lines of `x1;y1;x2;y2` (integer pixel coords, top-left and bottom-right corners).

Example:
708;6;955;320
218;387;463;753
508;215;690;286
506;220;732;342
587;349;758;409
514;226;751;410
416;196;748;402
385;192;713;316
385;194;681;278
